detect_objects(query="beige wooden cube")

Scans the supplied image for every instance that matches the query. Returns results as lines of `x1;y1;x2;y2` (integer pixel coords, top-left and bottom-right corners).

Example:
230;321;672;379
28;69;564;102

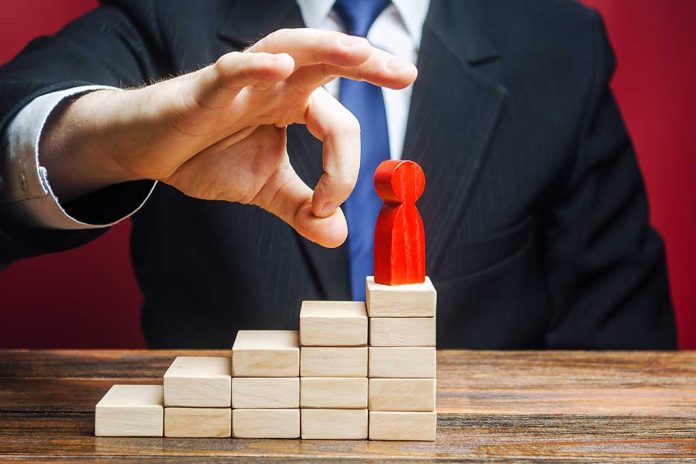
366;276;436;317
370;317;436;347
369;378;436;411
164;407;231;438
232;377;299;408
369;347;437;378
95;385;163;437
163;356;231;407
232;409;300;438
300;378;367;409
300;301;367;346
232;330;299;377
300;347;367;377
301;409;368;439
369;411;436;441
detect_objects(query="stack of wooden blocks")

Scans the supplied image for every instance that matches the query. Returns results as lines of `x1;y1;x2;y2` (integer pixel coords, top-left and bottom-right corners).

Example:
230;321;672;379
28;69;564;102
163;356;232;437
95;356;234;438
231;330;300;438
300;301;369;439
366;276;437;441
95;276;436;441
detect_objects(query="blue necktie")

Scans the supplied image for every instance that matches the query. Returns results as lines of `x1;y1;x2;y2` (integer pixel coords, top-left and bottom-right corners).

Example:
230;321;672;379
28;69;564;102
334;0;391;300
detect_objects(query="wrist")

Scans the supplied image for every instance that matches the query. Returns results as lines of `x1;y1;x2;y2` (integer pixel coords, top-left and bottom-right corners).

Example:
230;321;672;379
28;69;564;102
40;89;142;201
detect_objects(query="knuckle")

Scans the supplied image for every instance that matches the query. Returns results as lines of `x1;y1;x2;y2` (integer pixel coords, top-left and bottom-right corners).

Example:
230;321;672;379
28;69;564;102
213;52;241;78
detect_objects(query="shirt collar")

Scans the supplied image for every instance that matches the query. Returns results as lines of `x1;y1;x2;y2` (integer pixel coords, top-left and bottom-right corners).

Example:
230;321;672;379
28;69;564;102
296;0;430;46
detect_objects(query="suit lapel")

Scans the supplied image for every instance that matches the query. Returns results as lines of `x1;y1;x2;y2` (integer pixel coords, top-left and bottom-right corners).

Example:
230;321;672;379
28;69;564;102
404;0;508;272
218;0;351;300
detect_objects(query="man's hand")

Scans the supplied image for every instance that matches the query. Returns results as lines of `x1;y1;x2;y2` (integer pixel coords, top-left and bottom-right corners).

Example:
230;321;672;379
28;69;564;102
41;29;417;247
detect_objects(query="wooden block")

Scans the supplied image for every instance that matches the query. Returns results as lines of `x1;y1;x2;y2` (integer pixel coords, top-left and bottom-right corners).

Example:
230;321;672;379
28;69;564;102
300;301;367;346
370;317;436;347
95;385;163;437
301;409;368;439
164;408;231;438
232;378;299;408
301;378;367;409
232;409;299;438
163;356;231;407
369;411;436;441
232;330;299;377
369;379;436;411
300;347;367;377
366;276;436;317
369;347;436;378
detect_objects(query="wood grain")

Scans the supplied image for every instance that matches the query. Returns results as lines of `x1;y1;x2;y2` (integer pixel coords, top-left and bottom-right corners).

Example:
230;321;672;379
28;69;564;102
300;347;367;377
232;409;300;439
369;317;436;347
369;411;436;441
301;409;368;440
231;330;299;377
163;356;231;407
231;377;299;409
94;385;163;437
164;408;231;438
0;350;694;461
300;378;368;409
369;347;436;378
365;276;436;317
368;378;436;411
299;301;367;346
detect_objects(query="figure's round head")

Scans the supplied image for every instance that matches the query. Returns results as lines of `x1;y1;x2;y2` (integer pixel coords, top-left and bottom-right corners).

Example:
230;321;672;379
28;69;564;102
373;159;425;204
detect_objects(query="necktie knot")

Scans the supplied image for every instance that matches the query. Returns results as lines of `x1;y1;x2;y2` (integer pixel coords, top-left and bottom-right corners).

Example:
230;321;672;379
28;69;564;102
333;0;390;37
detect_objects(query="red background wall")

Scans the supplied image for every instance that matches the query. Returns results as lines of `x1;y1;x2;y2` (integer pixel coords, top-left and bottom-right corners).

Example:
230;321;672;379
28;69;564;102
0;0;694;349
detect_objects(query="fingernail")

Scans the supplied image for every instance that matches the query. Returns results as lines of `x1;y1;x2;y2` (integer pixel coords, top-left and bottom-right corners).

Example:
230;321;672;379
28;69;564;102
320;202;339;217
341;35;366;47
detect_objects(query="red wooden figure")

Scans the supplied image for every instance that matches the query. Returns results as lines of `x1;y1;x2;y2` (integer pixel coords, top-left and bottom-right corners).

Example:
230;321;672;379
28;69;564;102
373;160;426;285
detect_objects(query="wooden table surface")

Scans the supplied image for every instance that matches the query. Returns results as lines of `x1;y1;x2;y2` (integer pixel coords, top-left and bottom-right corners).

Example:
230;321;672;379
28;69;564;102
0;350;694;462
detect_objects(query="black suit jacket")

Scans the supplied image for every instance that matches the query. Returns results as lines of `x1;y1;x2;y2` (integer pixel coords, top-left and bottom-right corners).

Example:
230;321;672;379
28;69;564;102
0;0;676;348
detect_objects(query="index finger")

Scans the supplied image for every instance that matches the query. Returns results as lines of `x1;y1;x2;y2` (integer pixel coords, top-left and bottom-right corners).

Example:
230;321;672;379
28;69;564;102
286;47;417;93
248;28;372;68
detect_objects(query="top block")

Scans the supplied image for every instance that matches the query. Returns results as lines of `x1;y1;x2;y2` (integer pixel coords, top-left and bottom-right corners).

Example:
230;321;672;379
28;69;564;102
232;330;299;377
300;301;368;346
366;276;436;317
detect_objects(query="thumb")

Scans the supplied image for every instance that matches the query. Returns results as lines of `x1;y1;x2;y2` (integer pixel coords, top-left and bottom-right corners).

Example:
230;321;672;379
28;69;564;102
251;157;348;248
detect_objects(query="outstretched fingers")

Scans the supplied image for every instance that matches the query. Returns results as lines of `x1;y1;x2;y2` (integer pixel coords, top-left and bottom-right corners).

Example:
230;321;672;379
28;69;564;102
287;47;417;93
248;29;372;68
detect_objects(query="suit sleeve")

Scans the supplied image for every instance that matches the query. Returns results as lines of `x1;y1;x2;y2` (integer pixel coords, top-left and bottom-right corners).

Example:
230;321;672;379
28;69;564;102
542;12;676;349
0;0;162;265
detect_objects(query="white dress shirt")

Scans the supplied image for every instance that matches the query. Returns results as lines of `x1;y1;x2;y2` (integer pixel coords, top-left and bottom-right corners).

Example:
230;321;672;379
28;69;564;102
1;0;429;230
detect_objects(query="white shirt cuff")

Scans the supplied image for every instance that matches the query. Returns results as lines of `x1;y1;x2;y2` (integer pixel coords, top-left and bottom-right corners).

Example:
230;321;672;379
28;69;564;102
1;85;156;229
